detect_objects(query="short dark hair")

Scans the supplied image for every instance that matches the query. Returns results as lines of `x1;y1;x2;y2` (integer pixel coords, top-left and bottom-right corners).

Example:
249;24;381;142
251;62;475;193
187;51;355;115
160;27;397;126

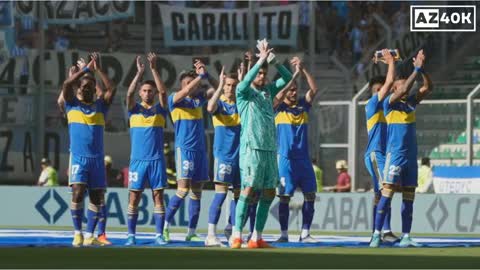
260;62;269;70
421;157;430;166
395;63;410;80
141;80;156;88
369;76;385;89
179;70;198;81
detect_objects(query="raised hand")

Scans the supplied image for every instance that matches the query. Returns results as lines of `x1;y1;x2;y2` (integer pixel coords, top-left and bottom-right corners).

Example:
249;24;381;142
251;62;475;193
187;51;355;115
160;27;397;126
237;62;245;81
147;52;157;70
194;59;207;75
92;52;100;71
294;62;301;75
256;38;273;60
219;65;226;85
77;58;87;70
413;49;425;68
290;56;303;69
382;49;394;64
86;57;95;71
68;65;79;78
136;55;145;74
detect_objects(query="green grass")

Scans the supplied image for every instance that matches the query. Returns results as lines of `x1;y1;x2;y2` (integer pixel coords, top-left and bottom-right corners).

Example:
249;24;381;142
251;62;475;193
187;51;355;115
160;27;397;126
1;247;480;268
1;226;479;268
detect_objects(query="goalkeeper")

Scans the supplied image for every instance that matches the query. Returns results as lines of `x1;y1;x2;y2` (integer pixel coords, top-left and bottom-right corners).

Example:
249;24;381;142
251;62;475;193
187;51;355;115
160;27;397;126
231;39;292;249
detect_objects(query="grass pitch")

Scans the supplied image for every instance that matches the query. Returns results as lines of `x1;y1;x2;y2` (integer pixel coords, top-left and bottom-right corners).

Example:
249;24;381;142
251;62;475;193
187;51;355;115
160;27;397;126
1;246;480;268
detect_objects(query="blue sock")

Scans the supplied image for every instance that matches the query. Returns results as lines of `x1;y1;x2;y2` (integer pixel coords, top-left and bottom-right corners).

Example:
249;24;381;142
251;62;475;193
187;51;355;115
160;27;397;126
302;200;315;230
279;201;289;231
374;196;392;232
70;203;83;232
85;205;99;234
189;198;201;229
401;200;413;234
127;205;138;235
228;198;238;226
249;203;257;233
372;204;377;233
208;192;227;224
153;206;165;235
97;204;107;235
383;206;392;231
165;195;185;223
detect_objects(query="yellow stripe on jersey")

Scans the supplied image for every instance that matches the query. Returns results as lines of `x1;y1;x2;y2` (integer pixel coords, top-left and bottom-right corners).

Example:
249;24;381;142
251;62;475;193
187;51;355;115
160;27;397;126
130;114;166;128
212;113;240;127
170;107;203;123
275;111;308;125
385;110;416;124
366;111;387;132
67;110;105;126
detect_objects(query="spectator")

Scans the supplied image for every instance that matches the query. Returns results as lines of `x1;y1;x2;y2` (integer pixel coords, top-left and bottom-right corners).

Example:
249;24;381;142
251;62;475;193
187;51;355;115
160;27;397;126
417;157;434;193
223;0;235;9
350;19;367;76
104;155;123;187
312;158;323;192
325;7;341;61
37;158;58;187
392;2;409;37
335;160;351;192
10;36;29;95
298;0;310;51
54;27;70;51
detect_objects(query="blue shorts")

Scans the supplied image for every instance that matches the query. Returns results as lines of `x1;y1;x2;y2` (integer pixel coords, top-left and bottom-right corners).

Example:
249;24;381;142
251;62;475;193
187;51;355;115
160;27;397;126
384;153;418;187
175;147;209;183
129;159;167;191
277;155;316;196
213;157;240;188
68;154;106;190
364;151;385;192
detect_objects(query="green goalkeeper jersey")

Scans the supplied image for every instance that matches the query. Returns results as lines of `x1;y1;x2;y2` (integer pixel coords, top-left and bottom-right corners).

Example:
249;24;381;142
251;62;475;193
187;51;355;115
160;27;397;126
236;62;292;151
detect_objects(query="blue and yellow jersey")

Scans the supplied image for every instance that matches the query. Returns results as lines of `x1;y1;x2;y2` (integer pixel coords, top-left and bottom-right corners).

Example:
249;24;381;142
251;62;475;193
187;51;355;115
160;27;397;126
128;102;167;160
275;97;311;159
383;94;417;157
65;97;109;157
168;93;206;151
212;95;240;161
365;94;387;156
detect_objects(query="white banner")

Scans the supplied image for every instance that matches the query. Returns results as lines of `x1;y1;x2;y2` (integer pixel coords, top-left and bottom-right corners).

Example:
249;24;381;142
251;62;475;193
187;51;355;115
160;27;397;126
15;1;135;24
433;166;480;194
158;3;299;47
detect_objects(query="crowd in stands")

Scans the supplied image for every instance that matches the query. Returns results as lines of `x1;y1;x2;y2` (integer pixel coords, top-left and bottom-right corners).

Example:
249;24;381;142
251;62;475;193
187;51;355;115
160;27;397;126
10;1;410;62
